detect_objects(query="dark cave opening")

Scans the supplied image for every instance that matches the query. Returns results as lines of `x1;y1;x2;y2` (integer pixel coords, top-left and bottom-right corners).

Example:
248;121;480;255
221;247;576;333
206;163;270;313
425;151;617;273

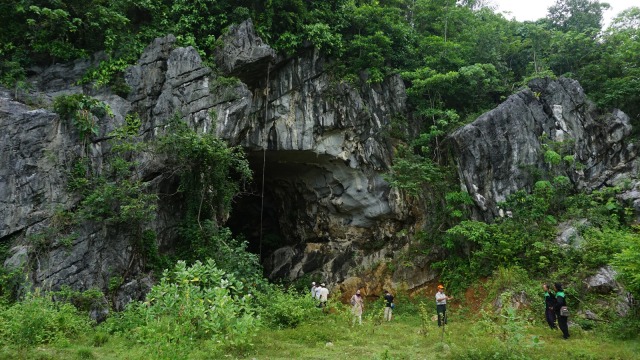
226;150;305;265
225;188;285;261
226;149;342;279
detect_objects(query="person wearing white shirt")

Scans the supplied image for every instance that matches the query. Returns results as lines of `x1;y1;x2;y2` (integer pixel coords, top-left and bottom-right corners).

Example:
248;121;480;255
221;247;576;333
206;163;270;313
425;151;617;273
317;283;329;311
435;284;452;327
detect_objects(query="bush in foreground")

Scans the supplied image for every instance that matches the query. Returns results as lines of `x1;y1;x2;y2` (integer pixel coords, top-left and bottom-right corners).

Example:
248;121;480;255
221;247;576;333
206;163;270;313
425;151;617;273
0;291;93;347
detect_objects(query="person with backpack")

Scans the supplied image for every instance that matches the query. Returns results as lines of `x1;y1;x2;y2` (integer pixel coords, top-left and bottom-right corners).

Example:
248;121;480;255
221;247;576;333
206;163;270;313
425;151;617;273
383;290;394;321
543;283;557;329
350;289;365;325
554;282;570;339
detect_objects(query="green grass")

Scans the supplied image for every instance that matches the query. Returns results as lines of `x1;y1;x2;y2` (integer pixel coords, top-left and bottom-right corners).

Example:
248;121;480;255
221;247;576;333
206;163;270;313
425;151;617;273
238;310;639;360
1;307;638;360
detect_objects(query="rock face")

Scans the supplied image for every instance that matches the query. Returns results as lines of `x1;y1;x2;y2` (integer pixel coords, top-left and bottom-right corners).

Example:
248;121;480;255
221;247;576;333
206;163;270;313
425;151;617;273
1;20;412;303
213;22;409;284
451;78;637;220
2;20;638;307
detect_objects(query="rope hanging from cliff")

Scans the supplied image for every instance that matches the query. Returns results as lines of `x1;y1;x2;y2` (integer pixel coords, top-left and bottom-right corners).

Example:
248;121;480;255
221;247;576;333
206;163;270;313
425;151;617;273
259;63;270;260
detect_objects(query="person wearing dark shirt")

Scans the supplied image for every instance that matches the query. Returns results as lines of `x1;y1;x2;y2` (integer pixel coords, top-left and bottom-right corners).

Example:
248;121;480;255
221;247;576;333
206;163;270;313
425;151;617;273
383;290;394;321
554;283;570;339
543;283;557;329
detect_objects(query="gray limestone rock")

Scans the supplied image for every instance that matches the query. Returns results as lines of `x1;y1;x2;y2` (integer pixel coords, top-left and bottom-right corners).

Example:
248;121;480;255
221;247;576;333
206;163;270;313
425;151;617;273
3;246;29;270
555;219;588;248
585;266;619;294
451;78;636;221
6;17;637;307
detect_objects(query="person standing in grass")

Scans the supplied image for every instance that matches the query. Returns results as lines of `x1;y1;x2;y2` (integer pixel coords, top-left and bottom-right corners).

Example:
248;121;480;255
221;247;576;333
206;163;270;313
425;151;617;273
554;283;570;339
317;283;329;312
350;289;365;325
383;289;394;321
435;284;452;327
542;283;557;330
311;282;318;299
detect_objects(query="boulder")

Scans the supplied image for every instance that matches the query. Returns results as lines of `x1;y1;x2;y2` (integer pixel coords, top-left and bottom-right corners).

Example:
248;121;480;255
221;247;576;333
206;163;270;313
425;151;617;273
584;266;619;294
555;219;588;248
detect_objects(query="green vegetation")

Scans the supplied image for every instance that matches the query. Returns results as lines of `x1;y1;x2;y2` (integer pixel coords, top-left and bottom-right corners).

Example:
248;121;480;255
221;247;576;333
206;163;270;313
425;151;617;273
53;94;111;138
1;285;638;359
1;0;640;358
0;290;93;348
2;1;639;124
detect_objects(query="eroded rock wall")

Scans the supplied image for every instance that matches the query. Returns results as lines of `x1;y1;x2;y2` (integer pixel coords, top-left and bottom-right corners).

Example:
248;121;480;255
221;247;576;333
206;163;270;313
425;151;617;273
1;19;414;304
213;21;411;284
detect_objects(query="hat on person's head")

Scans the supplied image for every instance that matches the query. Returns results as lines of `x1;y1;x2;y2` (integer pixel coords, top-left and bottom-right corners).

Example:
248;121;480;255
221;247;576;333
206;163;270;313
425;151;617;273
320;283;325;286
437;284;444;289
356;290;361;294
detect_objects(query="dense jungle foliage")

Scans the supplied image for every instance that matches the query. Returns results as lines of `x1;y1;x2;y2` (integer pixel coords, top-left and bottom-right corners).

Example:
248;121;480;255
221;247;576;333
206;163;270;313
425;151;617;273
1;0;640;358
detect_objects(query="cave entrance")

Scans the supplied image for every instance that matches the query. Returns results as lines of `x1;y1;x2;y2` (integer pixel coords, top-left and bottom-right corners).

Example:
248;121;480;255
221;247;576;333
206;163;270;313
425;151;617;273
225;178;284;261
226;150;327;266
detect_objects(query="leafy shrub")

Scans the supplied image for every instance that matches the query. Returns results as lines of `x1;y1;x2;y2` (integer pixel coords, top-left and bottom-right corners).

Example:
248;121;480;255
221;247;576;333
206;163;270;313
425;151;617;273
488;266;534;294
574;318;596;331
53;94;111;142
105;260;257;355
74;177;157;224
91;331;109;347
157;118;252;215
462;306;533;360
75;347;95;359
0;292;93;347
612;228;640;299
607;317;640;340
52;286;106;313
253;285;317;329
0;267;23;305
176;223;263;288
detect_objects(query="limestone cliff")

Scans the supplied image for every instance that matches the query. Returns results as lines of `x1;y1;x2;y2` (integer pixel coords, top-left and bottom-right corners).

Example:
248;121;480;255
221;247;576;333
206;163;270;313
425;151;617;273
1;20;413;308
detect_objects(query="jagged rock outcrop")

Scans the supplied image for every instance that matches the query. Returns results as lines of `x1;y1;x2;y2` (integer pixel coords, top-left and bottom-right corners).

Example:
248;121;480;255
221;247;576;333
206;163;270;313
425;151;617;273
214;19;277;87
1;19;413;304
451;78;637;221
583;266;634;316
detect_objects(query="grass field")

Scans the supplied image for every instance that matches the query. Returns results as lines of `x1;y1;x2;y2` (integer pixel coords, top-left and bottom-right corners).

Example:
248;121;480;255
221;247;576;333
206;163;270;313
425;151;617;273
239;308;639;360
3;302;637;360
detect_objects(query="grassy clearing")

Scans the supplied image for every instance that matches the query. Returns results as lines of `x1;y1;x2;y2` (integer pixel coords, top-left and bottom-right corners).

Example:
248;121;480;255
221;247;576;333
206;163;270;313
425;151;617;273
1;303;638;360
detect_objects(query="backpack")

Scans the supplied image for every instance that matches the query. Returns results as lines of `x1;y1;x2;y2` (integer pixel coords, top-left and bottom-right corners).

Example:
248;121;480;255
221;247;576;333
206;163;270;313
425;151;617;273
560;306;569;317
